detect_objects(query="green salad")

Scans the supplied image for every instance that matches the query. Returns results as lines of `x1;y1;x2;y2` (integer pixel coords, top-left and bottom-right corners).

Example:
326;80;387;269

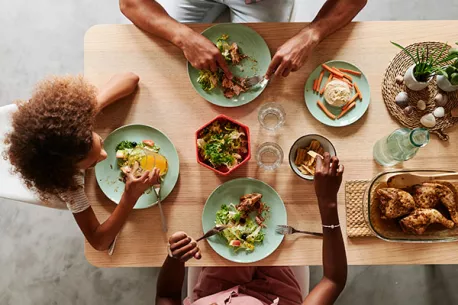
115;140;164;182
215;193;269;252
197;120;248;170
197;34;249;99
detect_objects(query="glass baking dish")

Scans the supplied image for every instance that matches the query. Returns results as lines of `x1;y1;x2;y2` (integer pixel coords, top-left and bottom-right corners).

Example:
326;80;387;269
363;169;458;243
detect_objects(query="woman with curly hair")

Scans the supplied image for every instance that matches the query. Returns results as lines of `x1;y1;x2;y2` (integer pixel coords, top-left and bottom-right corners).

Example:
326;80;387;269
5;72;160;251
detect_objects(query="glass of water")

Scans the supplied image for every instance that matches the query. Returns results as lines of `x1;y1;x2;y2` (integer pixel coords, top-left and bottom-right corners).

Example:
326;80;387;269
258;102;286;131
256;142;284;171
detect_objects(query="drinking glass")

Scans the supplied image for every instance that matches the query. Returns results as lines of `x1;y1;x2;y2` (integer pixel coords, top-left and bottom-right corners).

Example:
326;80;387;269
256;142;284;171
258;102;286;131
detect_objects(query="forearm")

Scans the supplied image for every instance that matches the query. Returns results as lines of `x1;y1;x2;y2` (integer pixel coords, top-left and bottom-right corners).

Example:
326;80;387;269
96;72;140;112
120;0;191;48
320;204;347;289
303;202;347;305
156;256;185;303
87;192;137;250
306;0;367;42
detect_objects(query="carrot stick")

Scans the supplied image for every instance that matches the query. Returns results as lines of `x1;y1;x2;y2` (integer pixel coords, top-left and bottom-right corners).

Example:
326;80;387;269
354;83;362;99
317;70;325;92
320;75;333;95
342;73;353;82
338;68;362;76
313;79;318;92
317;101;336;120
342;78;353;87
337;102;356;119
342;94;359;111
322;64;344;78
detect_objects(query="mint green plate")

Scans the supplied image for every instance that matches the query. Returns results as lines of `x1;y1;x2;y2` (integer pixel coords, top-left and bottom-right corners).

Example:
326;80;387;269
304;60;371;127
188;23;271;107
95;124;180;209
202;178;287;263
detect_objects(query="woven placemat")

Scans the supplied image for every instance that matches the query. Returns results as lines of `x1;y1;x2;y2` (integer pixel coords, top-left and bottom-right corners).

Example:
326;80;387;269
382;42;458;141
345;180;374;237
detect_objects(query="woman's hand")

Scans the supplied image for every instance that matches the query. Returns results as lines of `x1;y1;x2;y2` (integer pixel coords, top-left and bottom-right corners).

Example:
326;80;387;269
179;29;232;78
124;167;160;201
168;231;201;262
314;153;344;209
266;27;321;79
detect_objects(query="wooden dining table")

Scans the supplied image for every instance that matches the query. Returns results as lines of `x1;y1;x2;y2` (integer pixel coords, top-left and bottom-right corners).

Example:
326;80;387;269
84;21;458;267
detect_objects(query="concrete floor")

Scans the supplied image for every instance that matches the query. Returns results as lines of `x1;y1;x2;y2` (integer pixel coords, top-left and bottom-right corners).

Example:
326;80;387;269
1;0;458;304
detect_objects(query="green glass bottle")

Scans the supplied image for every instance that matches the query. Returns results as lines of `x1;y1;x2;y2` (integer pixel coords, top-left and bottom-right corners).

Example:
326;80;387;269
373;128;430;166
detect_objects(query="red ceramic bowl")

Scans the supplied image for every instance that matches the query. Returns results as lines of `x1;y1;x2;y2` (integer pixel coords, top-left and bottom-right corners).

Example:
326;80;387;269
195;114;251;176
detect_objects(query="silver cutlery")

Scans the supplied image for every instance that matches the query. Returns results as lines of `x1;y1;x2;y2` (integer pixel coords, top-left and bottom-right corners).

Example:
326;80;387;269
276;225;323;237
245;75;267;88
196;225;229;242
108;233;119;256
153;181;168;233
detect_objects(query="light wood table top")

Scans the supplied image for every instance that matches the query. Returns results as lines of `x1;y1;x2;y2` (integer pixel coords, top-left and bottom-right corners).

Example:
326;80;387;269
84;21;458;267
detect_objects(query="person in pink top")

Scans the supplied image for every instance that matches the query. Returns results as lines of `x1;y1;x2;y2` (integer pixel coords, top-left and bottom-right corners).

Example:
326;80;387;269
119;0;367;78
156;153;347;305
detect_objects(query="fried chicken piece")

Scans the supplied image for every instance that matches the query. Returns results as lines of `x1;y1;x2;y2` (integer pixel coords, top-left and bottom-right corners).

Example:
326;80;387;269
412;184;441;209
221;75;235;89
231;84;245;96
224;89;235;99
238;193;262;212
377;188;416;219
400;208;455;235
230;43;241;64
421;183;458;223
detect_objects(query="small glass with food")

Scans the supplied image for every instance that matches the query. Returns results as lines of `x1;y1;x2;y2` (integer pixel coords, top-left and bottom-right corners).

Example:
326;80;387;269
195;114;251;175
288;134;337;181
363;169;458;243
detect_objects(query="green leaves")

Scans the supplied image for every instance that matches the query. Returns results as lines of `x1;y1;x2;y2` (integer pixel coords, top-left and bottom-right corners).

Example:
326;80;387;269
115;140;137;151
392;41;458;83
451;73;458;85
391;41;418;64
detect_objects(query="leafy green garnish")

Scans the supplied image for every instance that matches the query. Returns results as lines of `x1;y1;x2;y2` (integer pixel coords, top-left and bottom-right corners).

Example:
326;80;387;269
197;70;219;92
197;121;247;169
115;140;137;151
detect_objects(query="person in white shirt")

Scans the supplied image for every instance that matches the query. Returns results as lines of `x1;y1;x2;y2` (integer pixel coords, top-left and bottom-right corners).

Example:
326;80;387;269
5;72;160;251
120;0;367;78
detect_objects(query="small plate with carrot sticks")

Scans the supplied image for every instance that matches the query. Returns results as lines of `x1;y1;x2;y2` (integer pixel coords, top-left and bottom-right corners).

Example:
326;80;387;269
304;60;370;127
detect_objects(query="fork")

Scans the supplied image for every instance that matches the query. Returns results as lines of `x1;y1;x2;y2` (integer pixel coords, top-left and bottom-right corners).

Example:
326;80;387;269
245;75;267;88
196;225;229;242
153;181;168;233
276;225;323;237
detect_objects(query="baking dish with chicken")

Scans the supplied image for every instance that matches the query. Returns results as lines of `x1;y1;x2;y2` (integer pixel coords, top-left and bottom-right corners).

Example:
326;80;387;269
363;170;458;242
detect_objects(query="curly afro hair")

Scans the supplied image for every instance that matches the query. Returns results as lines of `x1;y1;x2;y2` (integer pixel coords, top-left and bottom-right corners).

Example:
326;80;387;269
5;75;97;198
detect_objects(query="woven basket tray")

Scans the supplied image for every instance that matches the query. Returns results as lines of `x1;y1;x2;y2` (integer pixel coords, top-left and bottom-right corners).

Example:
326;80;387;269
382;42;458;141
345;180;374;237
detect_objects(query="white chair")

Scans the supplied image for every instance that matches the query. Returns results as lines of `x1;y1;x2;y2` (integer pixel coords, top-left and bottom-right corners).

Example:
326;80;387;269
0;104;65;209
187;266;310;302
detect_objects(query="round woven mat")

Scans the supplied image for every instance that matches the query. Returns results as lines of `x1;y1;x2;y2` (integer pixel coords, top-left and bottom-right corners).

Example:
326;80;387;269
382;42;458;141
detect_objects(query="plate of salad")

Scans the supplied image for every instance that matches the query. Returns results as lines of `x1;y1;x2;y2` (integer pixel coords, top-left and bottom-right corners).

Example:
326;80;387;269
187;23;271;107
95;124;179;209
196;114;250;175
202;178;287;263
